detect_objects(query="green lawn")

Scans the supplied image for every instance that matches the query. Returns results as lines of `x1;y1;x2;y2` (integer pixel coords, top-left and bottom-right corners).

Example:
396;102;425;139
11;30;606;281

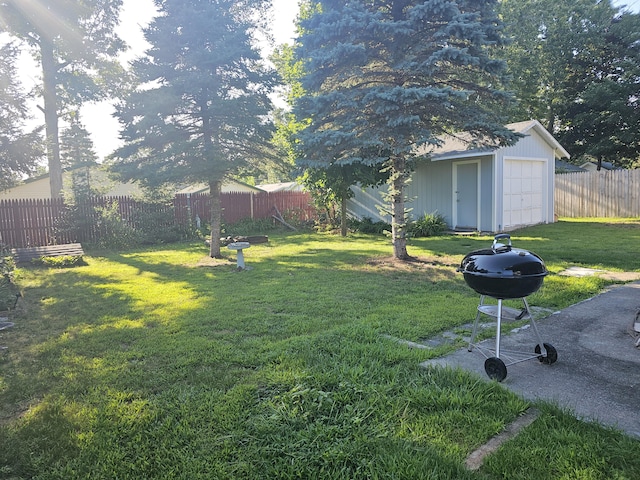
1;219;639;479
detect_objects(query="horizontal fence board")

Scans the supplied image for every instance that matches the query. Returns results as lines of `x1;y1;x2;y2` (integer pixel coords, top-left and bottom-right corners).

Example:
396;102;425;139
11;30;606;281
555;170;640;218
1;191;316;248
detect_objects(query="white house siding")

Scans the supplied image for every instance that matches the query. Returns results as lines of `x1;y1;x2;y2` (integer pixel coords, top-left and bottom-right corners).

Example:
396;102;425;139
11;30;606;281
348;184;386;221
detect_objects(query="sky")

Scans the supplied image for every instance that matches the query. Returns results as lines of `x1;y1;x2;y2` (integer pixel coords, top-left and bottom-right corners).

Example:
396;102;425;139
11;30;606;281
15;0;640;162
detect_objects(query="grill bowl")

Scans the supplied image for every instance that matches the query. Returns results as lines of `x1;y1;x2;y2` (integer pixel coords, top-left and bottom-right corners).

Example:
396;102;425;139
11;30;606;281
459;235;548;299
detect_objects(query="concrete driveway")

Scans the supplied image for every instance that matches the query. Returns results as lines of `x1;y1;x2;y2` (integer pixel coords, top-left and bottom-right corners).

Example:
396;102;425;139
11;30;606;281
422;281;640;439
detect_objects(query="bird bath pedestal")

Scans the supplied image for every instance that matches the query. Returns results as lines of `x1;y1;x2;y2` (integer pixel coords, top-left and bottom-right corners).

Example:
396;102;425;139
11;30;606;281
227;242;251;270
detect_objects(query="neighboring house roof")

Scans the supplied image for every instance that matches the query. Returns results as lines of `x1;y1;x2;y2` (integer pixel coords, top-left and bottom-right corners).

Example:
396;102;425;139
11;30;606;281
421;119;570;161
579;161;620;171
0;170;264;200
256;181;304;192
176;180;264;195
0;167;143;200
555;159;586;173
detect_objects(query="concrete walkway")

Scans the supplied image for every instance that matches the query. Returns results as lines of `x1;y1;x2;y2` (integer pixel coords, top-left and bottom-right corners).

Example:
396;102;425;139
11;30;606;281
422;281;640;439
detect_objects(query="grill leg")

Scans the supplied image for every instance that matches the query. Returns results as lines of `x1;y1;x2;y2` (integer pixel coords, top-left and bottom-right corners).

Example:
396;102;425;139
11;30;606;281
495;299;503;358
468;295;485;351
522;297;546;353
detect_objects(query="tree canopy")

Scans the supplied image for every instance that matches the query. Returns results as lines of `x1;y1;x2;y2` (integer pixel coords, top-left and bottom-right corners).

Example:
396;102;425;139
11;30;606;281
110;0;277;258
293;0;519;258
0;0;126;197
499;0;640;167
0;42;44;190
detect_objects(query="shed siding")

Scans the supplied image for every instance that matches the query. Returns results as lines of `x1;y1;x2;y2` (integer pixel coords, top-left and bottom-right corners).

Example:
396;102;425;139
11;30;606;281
347;155;494;231
495;129;555;228
407;159;454;224
478;156;495;232
346;124;559;233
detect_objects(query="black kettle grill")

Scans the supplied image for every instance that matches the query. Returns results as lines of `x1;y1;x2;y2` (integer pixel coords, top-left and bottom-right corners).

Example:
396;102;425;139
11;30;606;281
458;234;557;381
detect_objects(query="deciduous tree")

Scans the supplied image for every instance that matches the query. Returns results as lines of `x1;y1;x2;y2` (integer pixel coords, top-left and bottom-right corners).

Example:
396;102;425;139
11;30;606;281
0;42;43;190
499;0;640;167
0;0;126;197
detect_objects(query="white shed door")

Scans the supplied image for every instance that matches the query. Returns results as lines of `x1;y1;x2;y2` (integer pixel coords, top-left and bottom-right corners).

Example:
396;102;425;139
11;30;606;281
503;159;546;229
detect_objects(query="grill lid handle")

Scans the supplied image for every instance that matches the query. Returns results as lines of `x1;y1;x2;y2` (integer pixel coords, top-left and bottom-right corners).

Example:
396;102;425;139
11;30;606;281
492;233;512;252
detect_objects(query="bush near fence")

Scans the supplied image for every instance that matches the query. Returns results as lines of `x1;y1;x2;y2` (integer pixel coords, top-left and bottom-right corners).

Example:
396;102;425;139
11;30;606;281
0;191;316;248
555;169;640;218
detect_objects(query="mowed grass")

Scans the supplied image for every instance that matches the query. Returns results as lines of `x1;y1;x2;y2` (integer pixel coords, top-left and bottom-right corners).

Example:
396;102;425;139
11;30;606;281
1;219;639;479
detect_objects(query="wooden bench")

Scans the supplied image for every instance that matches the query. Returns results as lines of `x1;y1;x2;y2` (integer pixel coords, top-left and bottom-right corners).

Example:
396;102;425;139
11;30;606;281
11;243;85;264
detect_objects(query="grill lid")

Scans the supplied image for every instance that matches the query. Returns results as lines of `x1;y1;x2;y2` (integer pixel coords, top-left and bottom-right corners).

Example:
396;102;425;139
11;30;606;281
459;234;547;279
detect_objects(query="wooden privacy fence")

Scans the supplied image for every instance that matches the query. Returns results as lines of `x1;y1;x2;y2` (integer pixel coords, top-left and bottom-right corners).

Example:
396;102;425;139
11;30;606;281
555;169;640;218
0;191;316;248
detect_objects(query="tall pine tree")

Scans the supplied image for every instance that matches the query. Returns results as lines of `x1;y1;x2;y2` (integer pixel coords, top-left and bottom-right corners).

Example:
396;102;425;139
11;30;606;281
110;0;277;258
294;0;519;259
60;113;99;201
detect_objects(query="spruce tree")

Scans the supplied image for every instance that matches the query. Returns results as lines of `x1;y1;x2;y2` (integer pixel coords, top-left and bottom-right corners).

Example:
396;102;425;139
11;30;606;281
111;0;277;258
60;114;99;201
294;0;519;259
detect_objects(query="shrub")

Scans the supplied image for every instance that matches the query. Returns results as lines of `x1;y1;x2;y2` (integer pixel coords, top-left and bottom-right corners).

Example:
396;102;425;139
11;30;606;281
0;243;19;310
31;255;86;269
224;217;281;237
348;217;391;234
130;208;197;245
407;211;448;237
93;201;143;249
0;243;14;279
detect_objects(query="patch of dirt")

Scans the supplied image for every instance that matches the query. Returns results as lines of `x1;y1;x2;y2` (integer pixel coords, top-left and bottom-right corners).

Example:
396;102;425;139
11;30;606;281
190;256;235;268
365;255;459;272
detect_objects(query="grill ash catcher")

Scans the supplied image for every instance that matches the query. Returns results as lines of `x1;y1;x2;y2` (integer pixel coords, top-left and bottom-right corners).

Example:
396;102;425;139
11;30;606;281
458;234;557;381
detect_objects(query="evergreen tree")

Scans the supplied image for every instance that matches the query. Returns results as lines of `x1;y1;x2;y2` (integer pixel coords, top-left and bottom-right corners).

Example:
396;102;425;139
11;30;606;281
0;0;126;197
0;42;44;190
110;0;277;258
294;0;519;259
273;37;388;236
60;113;99;201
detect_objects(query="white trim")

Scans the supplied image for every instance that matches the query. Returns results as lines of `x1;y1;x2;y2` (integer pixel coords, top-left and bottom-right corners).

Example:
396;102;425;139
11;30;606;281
432;150;491;162
519;121;571;159
501;156;549;230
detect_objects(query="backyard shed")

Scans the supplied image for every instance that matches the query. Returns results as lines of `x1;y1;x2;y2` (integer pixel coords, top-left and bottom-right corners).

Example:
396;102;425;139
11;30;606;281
347;120;570;232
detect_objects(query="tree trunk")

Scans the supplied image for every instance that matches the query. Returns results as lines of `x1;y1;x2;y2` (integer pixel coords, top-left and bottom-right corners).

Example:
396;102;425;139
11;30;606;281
340;193;348;237
209;179;223;258
390;156;409;260
41;40;63;199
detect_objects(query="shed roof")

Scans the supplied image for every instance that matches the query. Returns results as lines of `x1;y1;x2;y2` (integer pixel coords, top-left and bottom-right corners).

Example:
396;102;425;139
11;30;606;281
424;120;570;161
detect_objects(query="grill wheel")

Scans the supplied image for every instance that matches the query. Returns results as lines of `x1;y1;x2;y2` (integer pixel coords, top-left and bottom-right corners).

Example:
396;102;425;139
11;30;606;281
484;357;507;381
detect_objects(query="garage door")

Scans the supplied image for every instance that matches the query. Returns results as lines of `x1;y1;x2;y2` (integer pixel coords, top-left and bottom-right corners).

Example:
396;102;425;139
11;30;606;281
503;159;546;230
